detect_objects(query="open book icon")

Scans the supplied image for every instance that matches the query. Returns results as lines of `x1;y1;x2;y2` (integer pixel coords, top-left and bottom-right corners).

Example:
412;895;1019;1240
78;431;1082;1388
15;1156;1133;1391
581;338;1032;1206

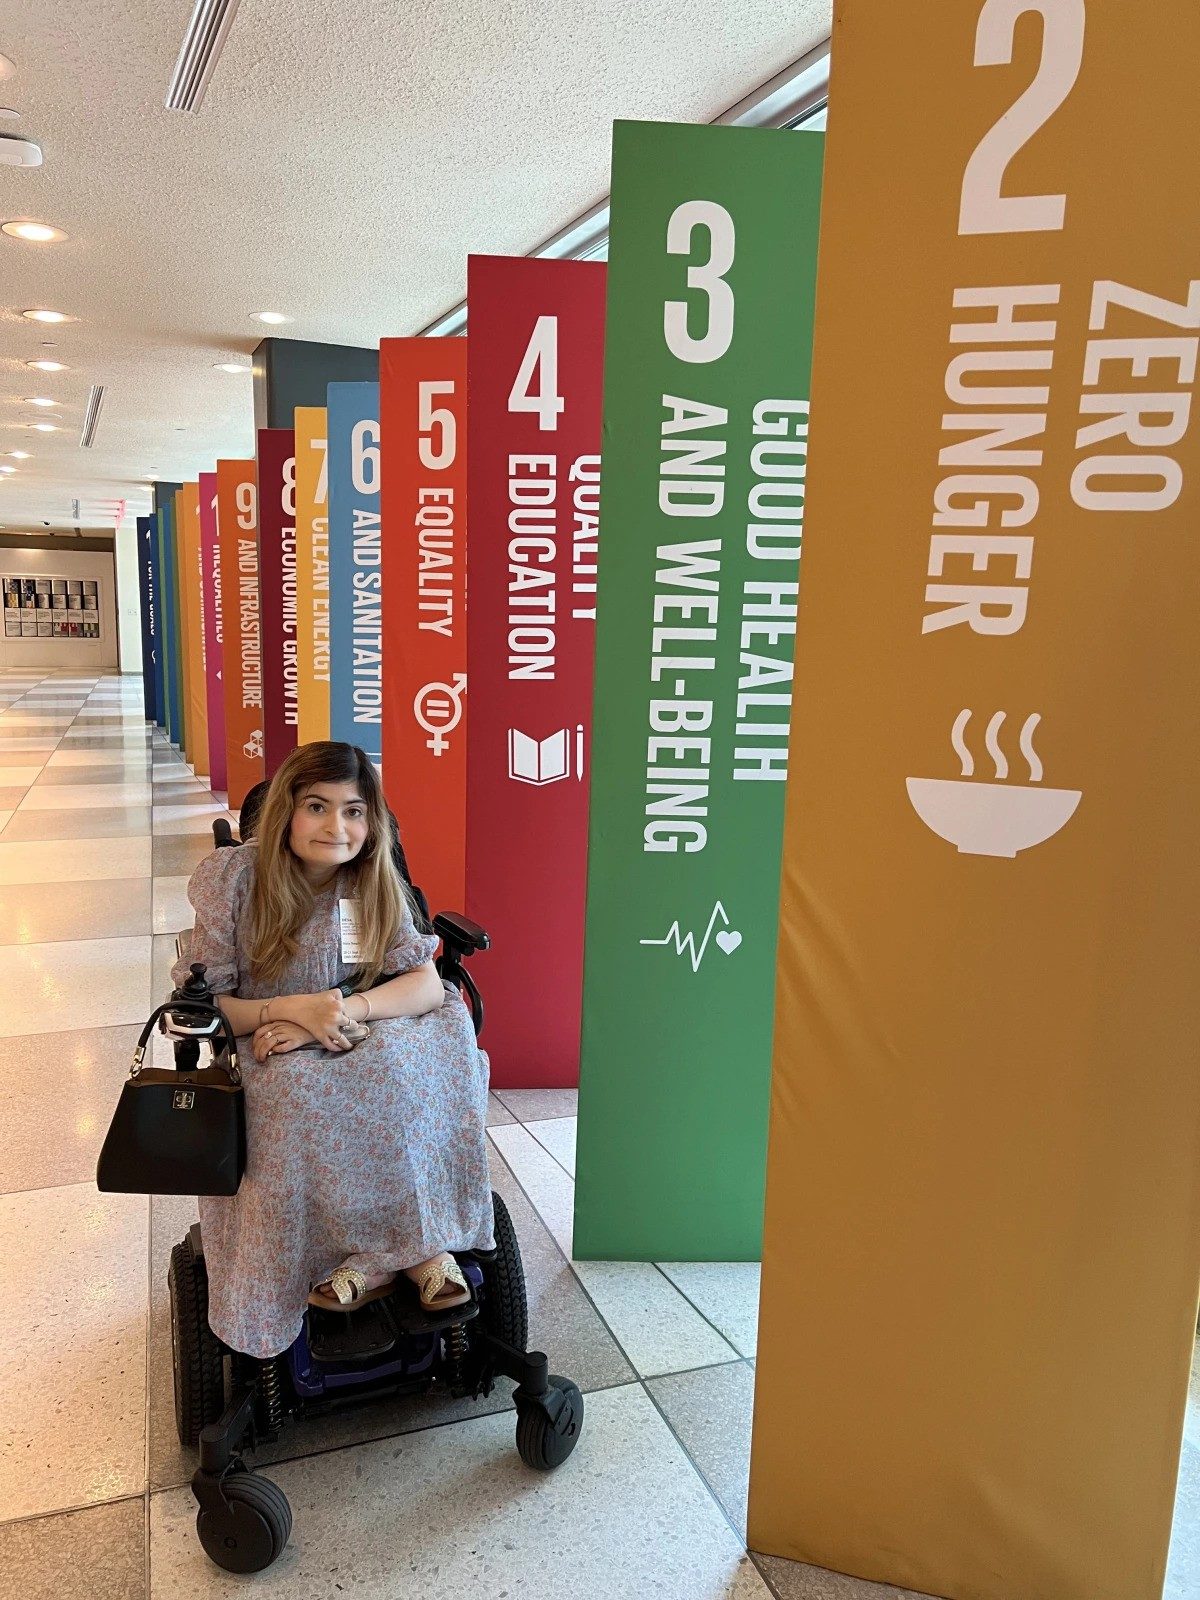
508;726;585;786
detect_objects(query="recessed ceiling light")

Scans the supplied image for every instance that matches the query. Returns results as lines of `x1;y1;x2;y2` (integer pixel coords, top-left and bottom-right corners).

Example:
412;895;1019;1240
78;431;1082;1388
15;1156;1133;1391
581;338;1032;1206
26;359;66;372
214;361;249;372
2;220;67;243
21;308;72;324
0;54;15;81
29;421;57;431
25;395;57;407
0;108;18;122
250;311;290;325
0;465;15;474
7;449;30;459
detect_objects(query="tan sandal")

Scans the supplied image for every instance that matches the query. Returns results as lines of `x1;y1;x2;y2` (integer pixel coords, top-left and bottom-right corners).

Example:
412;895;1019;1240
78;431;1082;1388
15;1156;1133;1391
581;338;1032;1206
411;1255;471;1310
308;1266;395;1311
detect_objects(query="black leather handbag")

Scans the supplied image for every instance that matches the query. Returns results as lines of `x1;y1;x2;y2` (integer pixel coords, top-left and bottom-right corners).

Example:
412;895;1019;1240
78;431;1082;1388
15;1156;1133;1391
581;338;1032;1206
96;991;245;1197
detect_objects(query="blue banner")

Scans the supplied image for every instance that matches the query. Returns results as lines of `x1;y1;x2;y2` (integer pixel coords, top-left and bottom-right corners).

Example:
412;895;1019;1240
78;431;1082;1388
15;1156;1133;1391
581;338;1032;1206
137;516;159;724
327;381;382;762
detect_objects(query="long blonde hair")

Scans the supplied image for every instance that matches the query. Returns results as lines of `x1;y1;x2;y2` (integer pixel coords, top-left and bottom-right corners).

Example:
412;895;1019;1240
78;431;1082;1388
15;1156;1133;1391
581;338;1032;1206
246;742;410;988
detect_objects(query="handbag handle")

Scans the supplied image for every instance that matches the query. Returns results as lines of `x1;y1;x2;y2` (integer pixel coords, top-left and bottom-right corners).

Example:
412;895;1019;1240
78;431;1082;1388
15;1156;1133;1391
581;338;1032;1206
129;1000;241;1084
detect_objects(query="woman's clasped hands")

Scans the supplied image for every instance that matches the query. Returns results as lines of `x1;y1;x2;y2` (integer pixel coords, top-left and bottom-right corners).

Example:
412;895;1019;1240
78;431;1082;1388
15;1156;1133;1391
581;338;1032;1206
252;989;358;1061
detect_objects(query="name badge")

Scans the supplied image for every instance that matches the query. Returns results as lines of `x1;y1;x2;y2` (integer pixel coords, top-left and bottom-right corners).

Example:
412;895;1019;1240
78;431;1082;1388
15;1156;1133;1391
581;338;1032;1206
339;898;362;965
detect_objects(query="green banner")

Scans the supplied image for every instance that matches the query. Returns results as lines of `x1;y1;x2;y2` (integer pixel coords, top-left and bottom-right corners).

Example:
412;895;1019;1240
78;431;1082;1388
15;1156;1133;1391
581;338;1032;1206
575;120;824;1260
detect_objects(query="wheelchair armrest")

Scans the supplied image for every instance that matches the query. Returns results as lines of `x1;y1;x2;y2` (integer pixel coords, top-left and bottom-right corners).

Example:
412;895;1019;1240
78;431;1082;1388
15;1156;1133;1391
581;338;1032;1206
432;912;490;955
175;928;195;966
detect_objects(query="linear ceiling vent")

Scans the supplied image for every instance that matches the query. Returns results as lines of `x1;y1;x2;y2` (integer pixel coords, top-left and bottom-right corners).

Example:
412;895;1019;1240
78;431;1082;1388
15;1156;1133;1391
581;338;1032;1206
79;385;105;448
165;0;243;113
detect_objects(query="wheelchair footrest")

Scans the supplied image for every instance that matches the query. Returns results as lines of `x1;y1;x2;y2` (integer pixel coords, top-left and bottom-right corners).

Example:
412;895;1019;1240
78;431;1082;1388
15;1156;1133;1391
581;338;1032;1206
307;1301;397;1363
387;1278;481;1338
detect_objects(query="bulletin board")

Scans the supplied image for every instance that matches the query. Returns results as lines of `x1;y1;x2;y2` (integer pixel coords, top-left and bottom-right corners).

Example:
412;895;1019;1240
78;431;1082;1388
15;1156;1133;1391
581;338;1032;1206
2;575;102;639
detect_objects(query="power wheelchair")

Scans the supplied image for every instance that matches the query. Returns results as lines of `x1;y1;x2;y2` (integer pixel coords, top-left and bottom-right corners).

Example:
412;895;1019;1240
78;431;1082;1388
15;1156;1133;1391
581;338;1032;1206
163;817;584;1573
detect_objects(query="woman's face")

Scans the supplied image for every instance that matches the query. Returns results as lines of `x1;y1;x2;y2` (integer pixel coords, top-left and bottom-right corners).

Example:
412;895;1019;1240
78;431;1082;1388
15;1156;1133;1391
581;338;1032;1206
289;782;370;881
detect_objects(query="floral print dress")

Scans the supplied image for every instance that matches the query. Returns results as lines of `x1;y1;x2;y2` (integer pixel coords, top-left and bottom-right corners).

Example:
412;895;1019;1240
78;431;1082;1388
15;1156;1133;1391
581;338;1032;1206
173;843;495;1358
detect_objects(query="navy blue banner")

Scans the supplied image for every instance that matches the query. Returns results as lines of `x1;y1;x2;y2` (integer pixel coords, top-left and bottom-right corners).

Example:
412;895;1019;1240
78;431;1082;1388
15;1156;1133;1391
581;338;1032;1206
136;516;158;723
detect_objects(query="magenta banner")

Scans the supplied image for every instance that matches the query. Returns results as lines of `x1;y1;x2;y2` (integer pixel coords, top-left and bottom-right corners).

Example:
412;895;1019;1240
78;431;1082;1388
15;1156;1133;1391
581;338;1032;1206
257;428;299;775
198;472;227;792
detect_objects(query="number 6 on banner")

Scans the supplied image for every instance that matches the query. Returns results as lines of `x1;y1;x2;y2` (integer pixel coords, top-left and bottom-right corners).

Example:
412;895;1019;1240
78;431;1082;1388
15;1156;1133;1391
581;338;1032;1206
352;419;380;493
664;199;735;364
508;316;564;430
959;0;1085;236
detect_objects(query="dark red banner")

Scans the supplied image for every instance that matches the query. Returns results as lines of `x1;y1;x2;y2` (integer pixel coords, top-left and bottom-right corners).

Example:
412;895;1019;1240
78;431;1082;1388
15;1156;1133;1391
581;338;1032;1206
256;428;298;775
380;338;468;916
466;256;606;1088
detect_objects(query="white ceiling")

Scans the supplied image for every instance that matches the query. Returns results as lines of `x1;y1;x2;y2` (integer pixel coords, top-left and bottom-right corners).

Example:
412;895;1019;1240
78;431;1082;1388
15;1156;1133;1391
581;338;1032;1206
0;0;831;534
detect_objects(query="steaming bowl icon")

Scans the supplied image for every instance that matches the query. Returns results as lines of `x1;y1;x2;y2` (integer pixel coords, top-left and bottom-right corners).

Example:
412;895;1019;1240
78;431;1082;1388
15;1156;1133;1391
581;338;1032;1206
906;777;1081;859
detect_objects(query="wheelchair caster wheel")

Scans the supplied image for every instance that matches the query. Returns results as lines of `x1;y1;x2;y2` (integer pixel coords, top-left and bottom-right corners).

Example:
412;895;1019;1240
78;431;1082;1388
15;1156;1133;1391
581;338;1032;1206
516;1375;584;1471
196;1470;292;1573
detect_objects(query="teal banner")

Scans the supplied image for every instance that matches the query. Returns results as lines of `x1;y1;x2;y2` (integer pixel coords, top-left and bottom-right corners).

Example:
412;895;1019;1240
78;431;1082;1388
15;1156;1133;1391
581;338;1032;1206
574;120;824;1260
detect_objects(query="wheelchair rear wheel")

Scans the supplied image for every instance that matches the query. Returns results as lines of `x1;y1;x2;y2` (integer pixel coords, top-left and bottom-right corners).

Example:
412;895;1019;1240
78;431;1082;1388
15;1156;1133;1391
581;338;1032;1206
169;1233;224;1446
478;1191;528;1351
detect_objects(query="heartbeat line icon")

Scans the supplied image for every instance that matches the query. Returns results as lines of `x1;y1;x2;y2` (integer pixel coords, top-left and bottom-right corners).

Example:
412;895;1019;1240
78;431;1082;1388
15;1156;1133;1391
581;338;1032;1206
640;901;743;973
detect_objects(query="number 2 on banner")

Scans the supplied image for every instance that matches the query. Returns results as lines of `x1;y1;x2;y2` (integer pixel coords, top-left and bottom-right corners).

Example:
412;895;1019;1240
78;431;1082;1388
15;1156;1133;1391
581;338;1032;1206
418;380;457;469
959;0;1085;235
508;316;564;431
664;200;735;364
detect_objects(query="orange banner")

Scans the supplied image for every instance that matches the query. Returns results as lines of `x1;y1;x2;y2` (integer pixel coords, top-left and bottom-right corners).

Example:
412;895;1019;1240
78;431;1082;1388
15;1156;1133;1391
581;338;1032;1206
216;459;265;809
749;6;1200;1600
380;338;468;913
294;406;331;744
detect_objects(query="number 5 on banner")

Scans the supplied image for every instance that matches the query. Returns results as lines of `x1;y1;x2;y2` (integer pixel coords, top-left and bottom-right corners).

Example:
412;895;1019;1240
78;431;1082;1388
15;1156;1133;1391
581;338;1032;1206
509;316;564;430
959;0;1085;236
664;199;735;364
418;380;457;469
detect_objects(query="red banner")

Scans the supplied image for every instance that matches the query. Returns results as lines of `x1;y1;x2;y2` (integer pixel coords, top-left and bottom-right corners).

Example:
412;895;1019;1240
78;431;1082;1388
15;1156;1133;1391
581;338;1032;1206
198;471;227;792
465;256;606;1087
256;428;298;776
380;338;468;915
216;459;265;809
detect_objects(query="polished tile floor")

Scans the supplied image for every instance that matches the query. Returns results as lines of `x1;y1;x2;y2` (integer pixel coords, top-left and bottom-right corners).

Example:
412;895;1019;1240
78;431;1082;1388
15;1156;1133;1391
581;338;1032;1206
0;670;1195;1600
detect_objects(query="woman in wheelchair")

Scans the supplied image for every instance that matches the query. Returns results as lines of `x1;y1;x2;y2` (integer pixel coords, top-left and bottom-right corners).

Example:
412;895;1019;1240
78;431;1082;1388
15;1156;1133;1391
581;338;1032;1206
172;739;495;1361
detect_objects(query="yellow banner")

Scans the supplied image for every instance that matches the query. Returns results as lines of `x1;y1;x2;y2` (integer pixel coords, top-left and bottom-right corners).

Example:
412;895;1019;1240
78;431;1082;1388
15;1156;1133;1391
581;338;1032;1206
293;405;330;743
749;6;1200;1599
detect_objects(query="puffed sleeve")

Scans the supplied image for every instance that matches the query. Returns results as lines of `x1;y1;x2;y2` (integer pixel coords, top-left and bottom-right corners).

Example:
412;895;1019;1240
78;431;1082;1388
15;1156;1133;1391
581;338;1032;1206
382;889;439;977
170;844;256;996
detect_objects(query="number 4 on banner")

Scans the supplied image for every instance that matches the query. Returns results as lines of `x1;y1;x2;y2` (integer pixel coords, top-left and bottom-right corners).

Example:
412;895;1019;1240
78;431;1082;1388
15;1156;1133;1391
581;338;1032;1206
508;315;564;430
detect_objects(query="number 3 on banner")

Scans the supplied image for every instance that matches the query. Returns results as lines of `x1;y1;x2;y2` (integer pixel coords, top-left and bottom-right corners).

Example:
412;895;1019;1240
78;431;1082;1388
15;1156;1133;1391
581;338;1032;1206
418;380;457;469
509;316;564;431
959;0;1085;235
664;200;735;364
